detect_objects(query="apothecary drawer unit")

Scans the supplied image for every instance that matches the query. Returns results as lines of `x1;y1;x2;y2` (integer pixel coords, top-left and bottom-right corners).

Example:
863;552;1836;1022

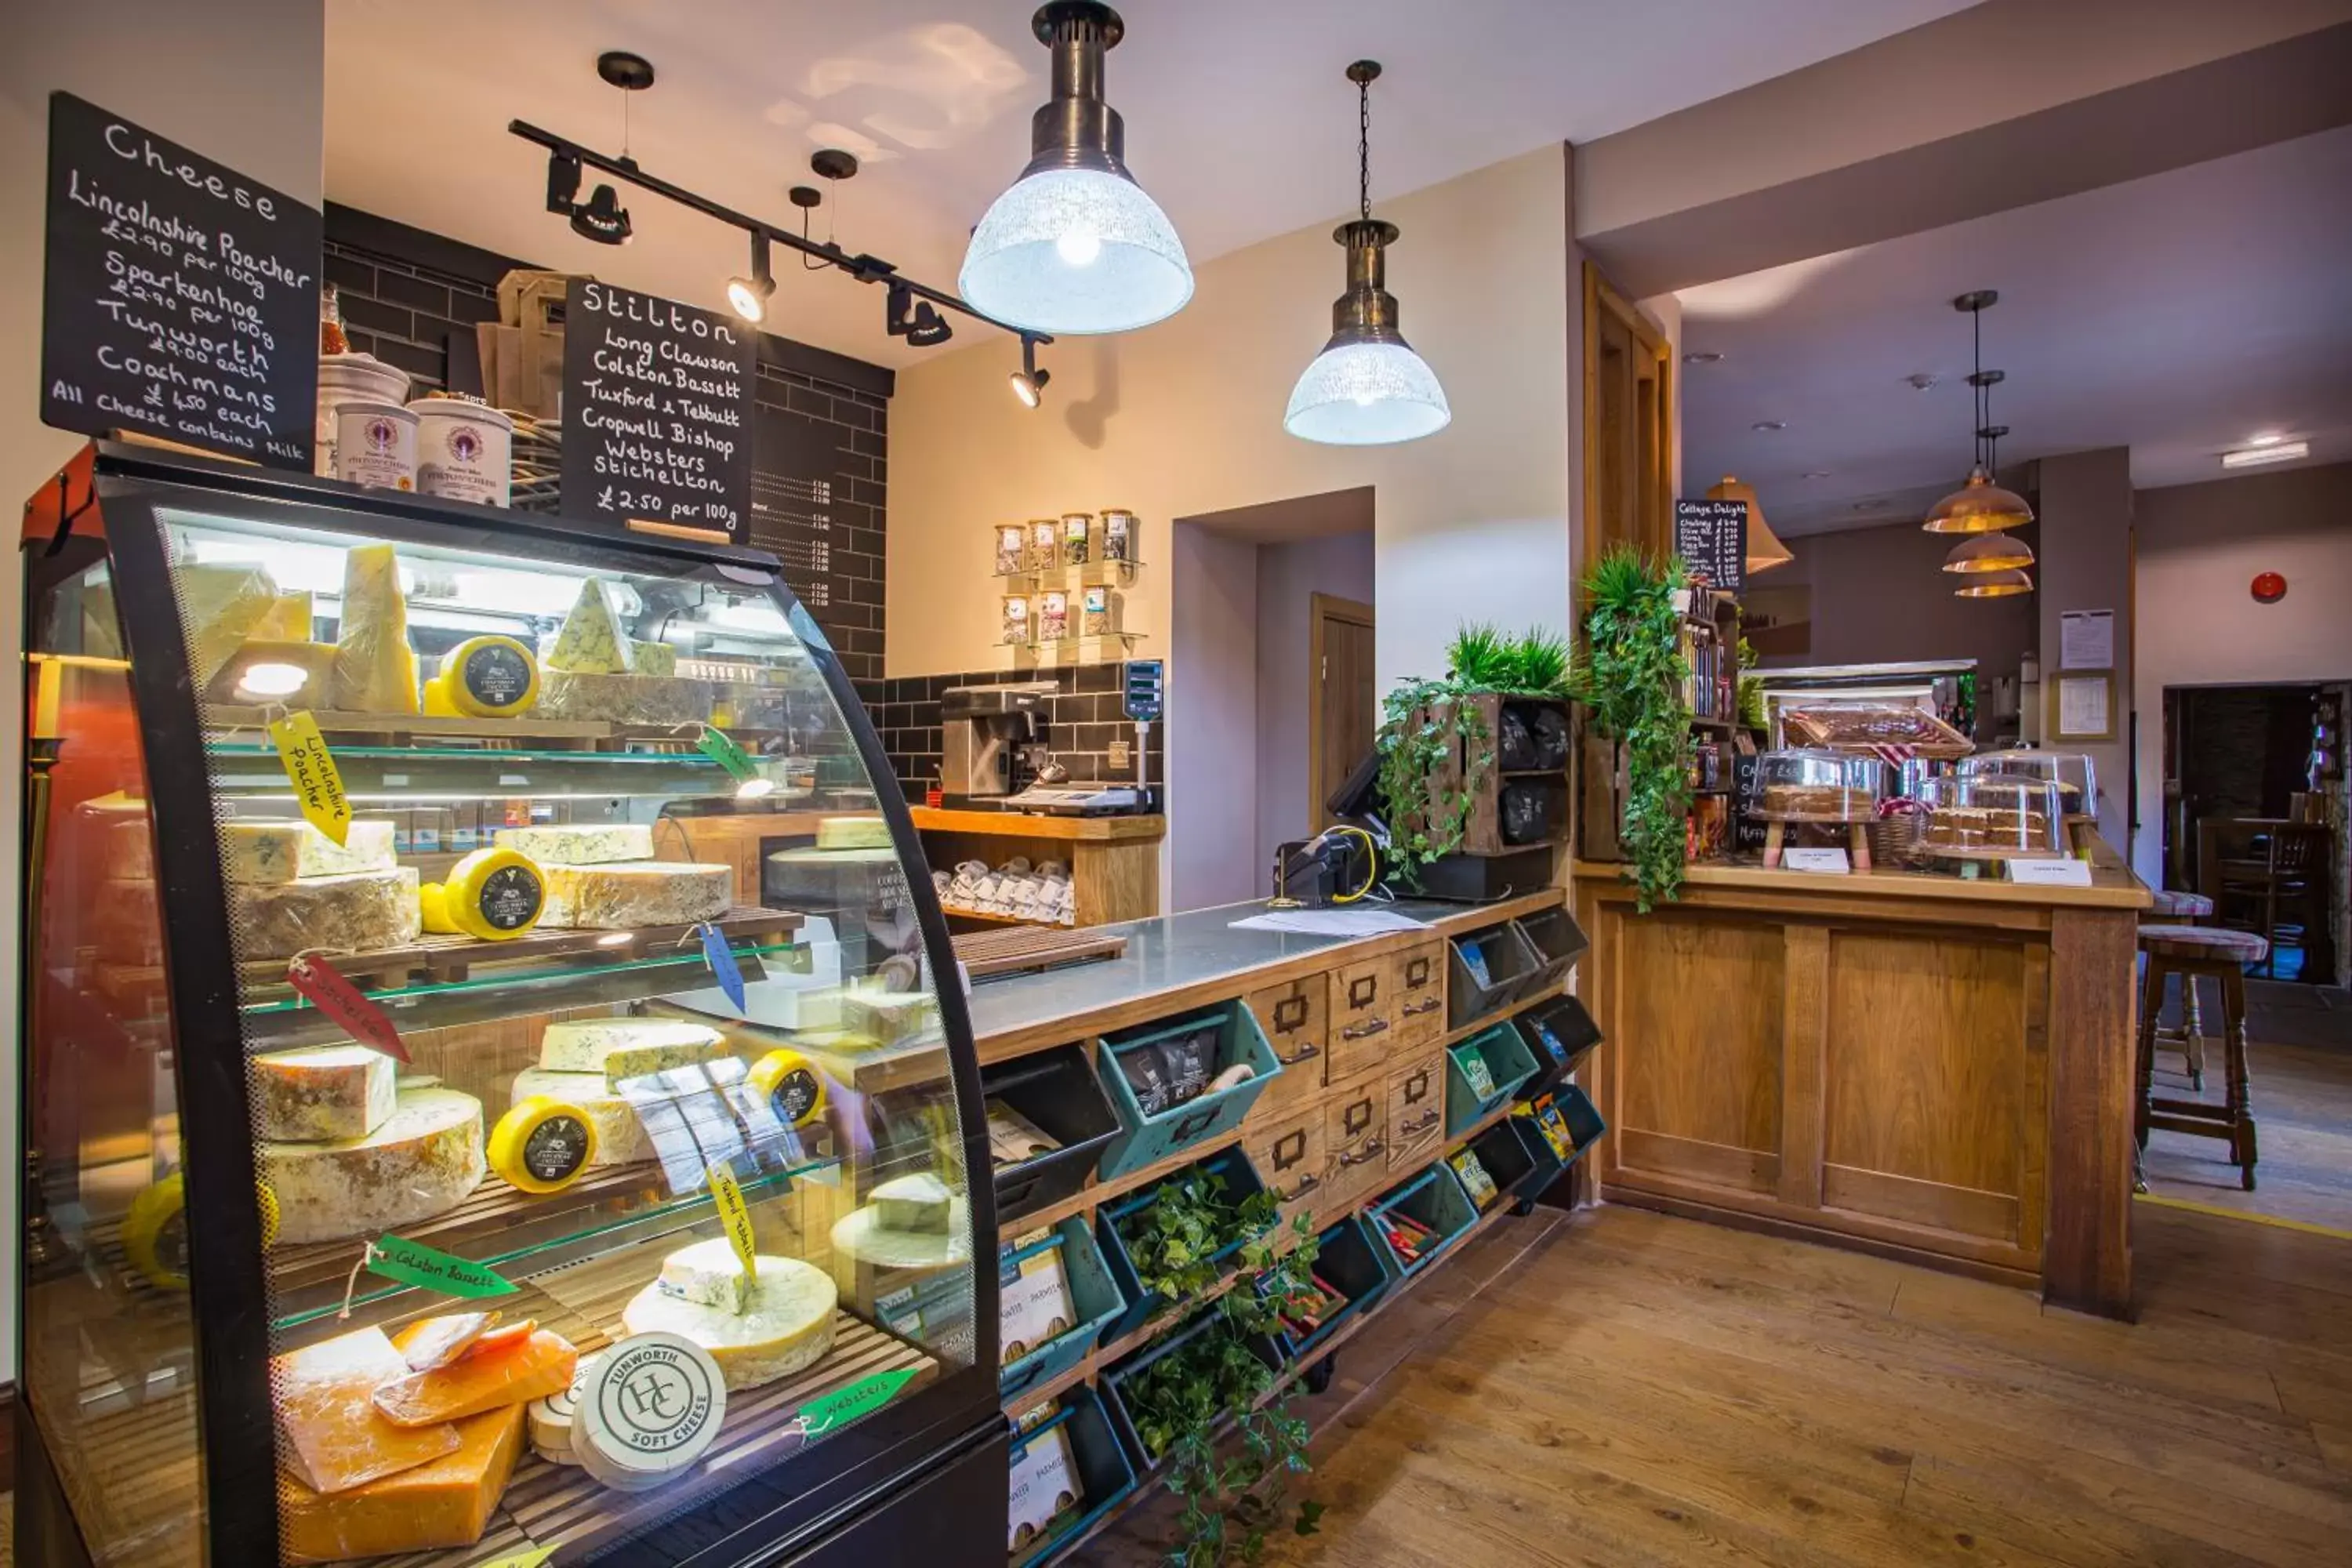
1322;1077;1389;1210
1391;940;1448;1047
1094;1001;1282;1179
1245;1109;1328;1226
1244;974;1329;1123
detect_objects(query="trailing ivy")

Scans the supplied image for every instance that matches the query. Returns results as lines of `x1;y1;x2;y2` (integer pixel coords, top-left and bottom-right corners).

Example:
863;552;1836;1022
1573;547;1694;911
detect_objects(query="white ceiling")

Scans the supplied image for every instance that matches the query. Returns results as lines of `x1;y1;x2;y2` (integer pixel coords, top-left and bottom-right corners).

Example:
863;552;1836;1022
1677;125;2352;539
325;0;1973;368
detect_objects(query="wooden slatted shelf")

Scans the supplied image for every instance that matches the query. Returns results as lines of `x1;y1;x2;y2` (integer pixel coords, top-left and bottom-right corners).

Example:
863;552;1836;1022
952;925;1129;979
237;906;802;996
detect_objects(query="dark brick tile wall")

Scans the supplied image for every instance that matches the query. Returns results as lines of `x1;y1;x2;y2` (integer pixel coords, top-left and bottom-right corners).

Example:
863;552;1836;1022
322;241;499;393
874;661;1166;806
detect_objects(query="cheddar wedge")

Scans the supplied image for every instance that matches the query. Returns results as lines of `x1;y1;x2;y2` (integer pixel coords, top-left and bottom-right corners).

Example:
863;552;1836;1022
372;1328;575;1428
281;1403;524;1563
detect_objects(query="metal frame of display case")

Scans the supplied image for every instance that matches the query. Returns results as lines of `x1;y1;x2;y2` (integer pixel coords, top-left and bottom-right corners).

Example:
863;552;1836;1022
15;442;1004;1568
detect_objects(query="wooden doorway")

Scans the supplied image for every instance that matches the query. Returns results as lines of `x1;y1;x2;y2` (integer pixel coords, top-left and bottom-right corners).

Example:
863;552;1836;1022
1581;261;1676;578
1310;593;1377;829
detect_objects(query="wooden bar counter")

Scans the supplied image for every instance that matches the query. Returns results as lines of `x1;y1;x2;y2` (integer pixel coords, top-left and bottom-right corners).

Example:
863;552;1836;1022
1573;855;2151;1317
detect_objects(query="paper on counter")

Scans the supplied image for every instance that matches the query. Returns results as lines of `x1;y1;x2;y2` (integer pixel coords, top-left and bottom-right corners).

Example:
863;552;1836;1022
1231;906;1430;936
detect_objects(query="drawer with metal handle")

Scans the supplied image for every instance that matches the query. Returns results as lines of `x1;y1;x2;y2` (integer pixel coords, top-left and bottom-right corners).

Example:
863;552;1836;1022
1327;956;1396;1077
1249;1111;1328;1222
1386;1054;1446;1171
1323;1083;1388;1204
1244;978;1329;1123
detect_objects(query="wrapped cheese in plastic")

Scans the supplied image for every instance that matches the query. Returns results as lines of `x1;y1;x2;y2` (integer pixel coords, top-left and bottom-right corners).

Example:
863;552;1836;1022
172;561;281;688
329;543;420;713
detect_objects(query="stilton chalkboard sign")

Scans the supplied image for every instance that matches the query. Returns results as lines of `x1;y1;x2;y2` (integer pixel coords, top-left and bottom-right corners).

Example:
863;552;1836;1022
41;93;322;470
561;280;755;543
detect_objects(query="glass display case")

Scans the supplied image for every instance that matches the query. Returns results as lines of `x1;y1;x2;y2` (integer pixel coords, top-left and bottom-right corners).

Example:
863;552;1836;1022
1750;750;1889;823
1960;749;2097;814
1915;773;2068;858
16;445;1004;1568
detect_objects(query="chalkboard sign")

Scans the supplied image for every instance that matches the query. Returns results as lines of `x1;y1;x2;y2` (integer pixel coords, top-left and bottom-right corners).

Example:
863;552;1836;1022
562;280;755;543
41;93;321;469
1674;497;1748;595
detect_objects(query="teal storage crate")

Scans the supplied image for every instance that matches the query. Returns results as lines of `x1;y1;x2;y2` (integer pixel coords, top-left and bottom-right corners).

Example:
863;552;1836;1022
1443;1022;1541;1135
1000;1216;1128;1402
1270;1212;1399;1364
1365;1163;1479;1280
1008;1385;1137;1567
1094;1000;1283;1180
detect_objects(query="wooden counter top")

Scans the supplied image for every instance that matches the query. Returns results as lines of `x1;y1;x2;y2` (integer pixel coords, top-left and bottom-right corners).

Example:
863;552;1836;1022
1572;856;2151;912
909;807;1165;842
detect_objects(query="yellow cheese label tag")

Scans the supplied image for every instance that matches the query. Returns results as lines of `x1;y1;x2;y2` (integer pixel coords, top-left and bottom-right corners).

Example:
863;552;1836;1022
267;710;351;846
708;1160;758;1299
476;1549;554;1568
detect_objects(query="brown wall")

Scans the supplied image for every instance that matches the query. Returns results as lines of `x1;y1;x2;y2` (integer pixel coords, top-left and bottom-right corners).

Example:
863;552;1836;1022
1750;518;2038;688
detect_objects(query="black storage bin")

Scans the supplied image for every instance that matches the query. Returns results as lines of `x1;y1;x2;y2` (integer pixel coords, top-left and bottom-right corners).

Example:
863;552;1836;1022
1497;777;1568;846
1515;994;1602;1076
1468;1116;1551;1203
981;1043;1121;1228
1447;920;1542;1029
1099;1312;1284;1474
1512;906;1589;994
1414;845;1555;903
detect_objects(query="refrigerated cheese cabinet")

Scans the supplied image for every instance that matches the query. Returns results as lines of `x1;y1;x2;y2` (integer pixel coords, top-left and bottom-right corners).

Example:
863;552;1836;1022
15;443;1004;1568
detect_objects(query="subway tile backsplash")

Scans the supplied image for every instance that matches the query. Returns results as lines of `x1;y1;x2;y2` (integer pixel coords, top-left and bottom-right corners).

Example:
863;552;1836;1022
875;662;1167;808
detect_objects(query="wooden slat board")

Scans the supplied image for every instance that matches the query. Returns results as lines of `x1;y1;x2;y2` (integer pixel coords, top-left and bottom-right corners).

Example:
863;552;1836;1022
953;926;1129;978
235;906;801;996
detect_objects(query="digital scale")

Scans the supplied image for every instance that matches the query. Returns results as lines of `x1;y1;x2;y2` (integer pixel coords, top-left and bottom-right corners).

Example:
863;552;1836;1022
1003;783;1148;816
1007;659;1163;819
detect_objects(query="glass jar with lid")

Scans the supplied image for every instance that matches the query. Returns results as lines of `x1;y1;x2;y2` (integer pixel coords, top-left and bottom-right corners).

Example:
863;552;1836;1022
1915;773;2067;857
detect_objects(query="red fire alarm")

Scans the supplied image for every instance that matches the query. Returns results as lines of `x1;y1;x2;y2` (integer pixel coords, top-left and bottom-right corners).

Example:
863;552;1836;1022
2252;572;2288;604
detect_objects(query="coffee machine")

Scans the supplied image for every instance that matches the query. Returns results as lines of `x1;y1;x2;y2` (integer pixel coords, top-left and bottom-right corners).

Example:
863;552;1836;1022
939;682;1057;798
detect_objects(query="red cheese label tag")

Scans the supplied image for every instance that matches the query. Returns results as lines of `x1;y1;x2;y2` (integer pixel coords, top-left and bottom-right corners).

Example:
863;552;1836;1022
287;954;410;1063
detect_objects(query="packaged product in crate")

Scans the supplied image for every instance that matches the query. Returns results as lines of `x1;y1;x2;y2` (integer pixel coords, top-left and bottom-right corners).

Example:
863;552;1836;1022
1061;512;1093;564
1000;595;1032;646
1037;590;1070;642
1028;518;1060;573
1081;586;1120;637
1102;509;1135;564
993;524;1027;576
1450;1148;1501;1210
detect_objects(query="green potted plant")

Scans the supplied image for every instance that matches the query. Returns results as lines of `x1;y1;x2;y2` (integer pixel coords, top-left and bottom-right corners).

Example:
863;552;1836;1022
1572;547;1695;912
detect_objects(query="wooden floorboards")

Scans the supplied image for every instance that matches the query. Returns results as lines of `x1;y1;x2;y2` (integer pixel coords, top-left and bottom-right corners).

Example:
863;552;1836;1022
1091;1200;2352;1567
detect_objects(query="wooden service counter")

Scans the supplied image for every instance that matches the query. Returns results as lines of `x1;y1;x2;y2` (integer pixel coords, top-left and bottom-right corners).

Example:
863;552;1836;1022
1573;856;2151;1318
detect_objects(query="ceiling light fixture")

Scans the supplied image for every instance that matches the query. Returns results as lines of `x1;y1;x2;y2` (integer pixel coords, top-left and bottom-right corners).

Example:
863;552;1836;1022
571;181;632;245
1683;350;1723;365
1941;531;2034;574
1802;470;1831;479
1955;568;2033;599
725;232;775;322
1924;291;2034;534
568;51;652;247
1707;475;1793;575
1010;338;1052;408
1752;420;1786;433
886;282;954;348
1285;60;1450;446
960;2;1191;335
2222;440;2309;470
2245;432;2286;447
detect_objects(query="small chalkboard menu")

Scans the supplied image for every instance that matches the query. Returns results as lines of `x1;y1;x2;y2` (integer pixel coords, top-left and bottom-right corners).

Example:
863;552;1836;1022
1674;497;1748;595
562;280;756;543
41;93;322;470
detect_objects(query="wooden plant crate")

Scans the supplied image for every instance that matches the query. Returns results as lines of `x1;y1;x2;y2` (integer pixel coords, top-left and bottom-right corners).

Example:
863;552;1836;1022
1401;692;1573;858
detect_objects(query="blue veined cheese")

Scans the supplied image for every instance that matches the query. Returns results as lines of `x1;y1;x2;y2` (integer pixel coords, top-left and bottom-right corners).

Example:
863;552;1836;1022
493;824;656;866
228;866;422;961
871;1171;954;1235
534;670;712;725
653;1235;757;1314
538;1019;730;1084
630;640;678;677
220;818;397;885
262;1086;485;1243
509;1069;652;1165
252;1044;397;1142
539;860;731;930
546;579;636;674
621;1250;837;1391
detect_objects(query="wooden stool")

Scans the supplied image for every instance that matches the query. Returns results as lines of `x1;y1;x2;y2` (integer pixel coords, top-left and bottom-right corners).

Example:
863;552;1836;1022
2135;923;2265;1191
2143;889;2215;1087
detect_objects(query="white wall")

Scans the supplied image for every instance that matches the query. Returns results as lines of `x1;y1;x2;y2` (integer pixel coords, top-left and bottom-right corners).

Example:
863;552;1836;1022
1;0;325;1388
1167;524;1261;911
1255;533;1375;857
2131;462;2352;884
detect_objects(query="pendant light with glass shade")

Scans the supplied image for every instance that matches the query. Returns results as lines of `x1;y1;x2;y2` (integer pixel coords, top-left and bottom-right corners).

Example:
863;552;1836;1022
959;3;1192;336
1925;291;2035;535
1284;61;1450;446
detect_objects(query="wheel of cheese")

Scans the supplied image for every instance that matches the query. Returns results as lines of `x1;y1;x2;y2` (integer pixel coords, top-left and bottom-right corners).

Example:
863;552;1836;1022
621;1254;837;1392
573;1333;726;1490
420;673;463;717
748;1049;827;1129
262;1086;486;1244
419;880;459;934
528;1348;603;1465
438;635;540;717
436;846;546;941
122;1173;279;1288
488;1095;599;1194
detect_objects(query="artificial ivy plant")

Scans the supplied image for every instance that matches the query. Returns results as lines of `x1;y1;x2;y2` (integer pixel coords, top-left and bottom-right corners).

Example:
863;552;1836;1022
1117;1170;1326;1566
1572;547;1695;911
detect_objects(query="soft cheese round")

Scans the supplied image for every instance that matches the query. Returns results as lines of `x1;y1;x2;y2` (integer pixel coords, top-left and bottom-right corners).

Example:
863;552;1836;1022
620;1254;838;1392
262;1086;485;1244
574;1333;726;1491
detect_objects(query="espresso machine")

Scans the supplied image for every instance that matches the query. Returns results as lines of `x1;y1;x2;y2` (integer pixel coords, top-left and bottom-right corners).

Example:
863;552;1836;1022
939;681;1057;798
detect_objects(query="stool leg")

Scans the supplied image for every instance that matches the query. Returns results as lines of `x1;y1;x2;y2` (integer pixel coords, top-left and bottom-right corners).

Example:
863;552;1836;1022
2183;971;2206;1091
2220;967;2259;1190
2136;955;2165;1156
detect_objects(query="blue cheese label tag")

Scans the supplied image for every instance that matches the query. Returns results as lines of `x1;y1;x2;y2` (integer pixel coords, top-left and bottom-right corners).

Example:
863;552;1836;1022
699;923;747;1012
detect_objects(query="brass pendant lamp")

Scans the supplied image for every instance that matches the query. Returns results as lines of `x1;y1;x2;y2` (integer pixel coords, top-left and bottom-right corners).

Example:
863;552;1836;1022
1704;475;1793;574
1925;291;2034;536
1955;568;2033;598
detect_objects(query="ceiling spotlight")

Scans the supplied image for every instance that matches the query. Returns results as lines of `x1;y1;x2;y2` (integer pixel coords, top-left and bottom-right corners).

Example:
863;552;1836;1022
1683;351;1723;365
726;232;775;323
961;2;1192;335
1751;420;1786;433
1955;568;2033;599
1010;338;1051;408
1907;373;1938;391
545;150;583;215
1942;532;2035;574
571;182;632;245
1802;470;1831;479
2222;440;2309;469
2245;431;2286;447
886;283;954;348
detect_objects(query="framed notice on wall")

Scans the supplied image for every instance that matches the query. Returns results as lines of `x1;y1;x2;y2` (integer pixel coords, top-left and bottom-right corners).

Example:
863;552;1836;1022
2049;669;2117;741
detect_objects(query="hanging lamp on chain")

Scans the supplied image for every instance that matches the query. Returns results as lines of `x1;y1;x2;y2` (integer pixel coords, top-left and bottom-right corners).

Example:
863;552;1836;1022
1284;61;1450;445
959;2;1192;336
1955;568;2034;598
1925;291;2035;535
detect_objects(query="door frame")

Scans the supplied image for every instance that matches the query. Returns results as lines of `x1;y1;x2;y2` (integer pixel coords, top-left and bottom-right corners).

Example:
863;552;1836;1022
1308;592;1377;830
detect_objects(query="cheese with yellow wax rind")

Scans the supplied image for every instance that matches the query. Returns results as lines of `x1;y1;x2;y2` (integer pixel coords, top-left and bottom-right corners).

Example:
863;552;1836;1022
434;846;545;941
280;1402;523;1563
538;1018;728;1084
228;866;420;961
539;860;731;930
437;634;539;716
546;577;636;673
172;561;280;687
419;673;463;717
510;1069;652;1166
273;1327;464;1497
495;823;656;865
220;818;397;885
252;1044;397;1142
622;1250;837;1391
262;1086;485;1244
330;543;420;713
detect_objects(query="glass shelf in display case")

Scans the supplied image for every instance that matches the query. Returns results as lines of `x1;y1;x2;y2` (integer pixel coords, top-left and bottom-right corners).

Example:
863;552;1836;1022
15;444;1003;1568
1915;772;2068;859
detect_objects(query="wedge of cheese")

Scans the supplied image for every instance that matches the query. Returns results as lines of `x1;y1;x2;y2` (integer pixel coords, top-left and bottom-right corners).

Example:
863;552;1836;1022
495;822;656;865
546;577;636;673
815;816;892;851
510;1069;651;1166
274;1327;463;1496
220;818;397;885
872;1172;954;1236
281;1402;524;1564
229;866;420;961
539;860;731;930
172;561;280;688
622;1252;838;1391
252;590;316;641
538;1019;729;1085
536;670;713;725
330;542;420;714
631;638;680;676
655;1234;758;1315
252;1044;397;1142
262;1086;485;1244
372;1328;576;1428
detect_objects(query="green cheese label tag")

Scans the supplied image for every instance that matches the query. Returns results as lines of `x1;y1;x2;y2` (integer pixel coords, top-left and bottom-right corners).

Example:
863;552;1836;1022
696;724;759;782
800;1368;917;1436
366;1235;520;1298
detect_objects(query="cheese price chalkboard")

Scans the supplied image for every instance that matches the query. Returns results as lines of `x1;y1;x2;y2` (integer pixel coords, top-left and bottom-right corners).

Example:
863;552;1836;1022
1673;498;1748;596
562;281;756;543
41;93;322;469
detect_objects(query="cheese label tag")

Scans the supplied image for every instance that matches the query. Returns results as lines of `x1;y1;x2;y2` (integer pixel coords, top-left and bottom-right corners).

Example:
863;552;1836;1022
285;955;410;1064
800;1367;918;1436
699;923;748;1012
476;1550;555;1568
2007;856;2094;887
368;1234;520;1298
268;710;352;845
1782;847;1851;874
696;724;759;782
706;1158;758;1299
